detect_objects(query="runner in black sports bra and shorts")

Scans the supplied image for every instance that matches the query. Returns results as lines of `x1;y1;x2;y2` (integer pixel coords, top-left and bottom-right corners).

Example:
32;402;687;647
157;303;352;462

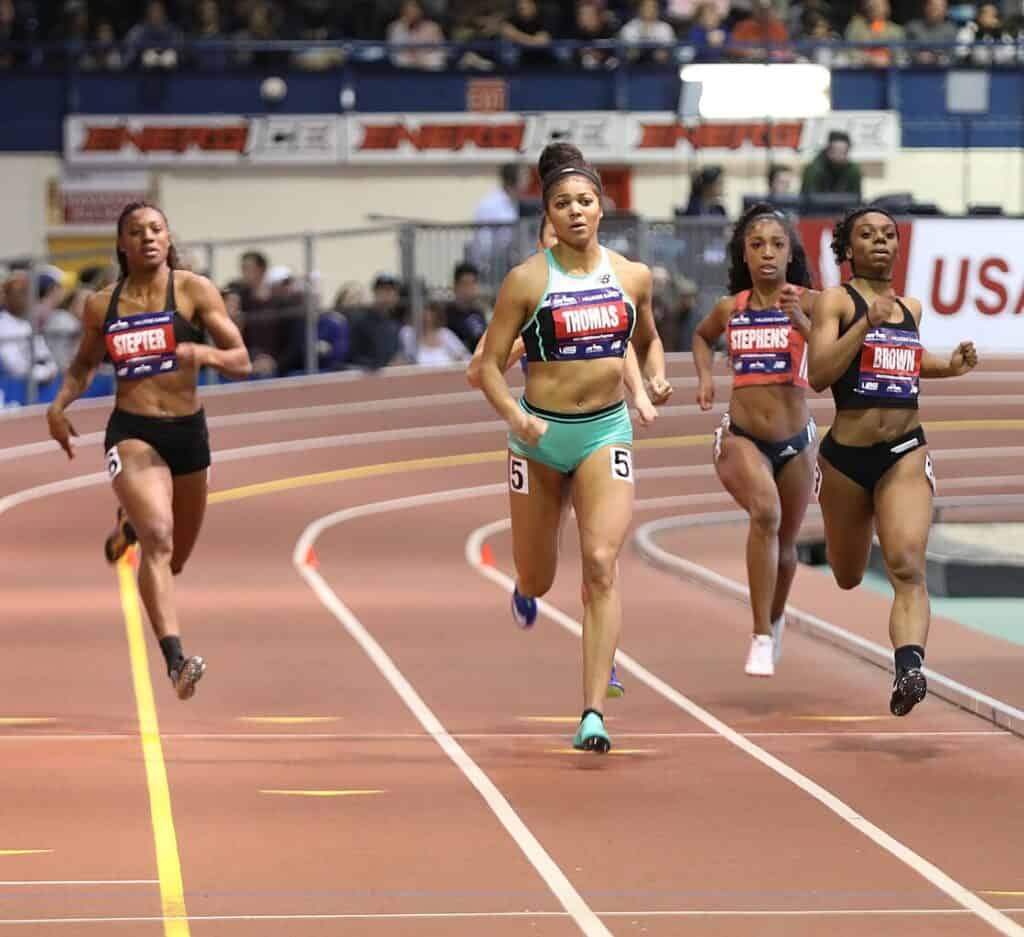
47;201;251;700
808;206;978;718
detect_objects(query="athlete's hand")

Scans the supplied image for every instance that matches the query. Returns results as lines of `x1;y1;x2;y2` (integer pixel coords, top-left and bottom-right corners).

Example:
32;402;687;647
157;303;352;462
634;392;658;427
779;284;801;319
47;405;78;460
867;290;896;327
696;375;715;411
175;342;206;370
510;410;548;447
950;340;978;376
646;375;673;405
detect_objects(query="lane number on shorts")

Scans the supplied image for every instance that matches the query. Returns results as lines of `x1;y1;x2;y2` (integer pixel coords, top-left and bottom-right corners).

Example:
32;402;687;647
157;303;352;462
106;445;123;481
509;454;529;494
611;447;634;482
813;462;823;500
924;454;937;495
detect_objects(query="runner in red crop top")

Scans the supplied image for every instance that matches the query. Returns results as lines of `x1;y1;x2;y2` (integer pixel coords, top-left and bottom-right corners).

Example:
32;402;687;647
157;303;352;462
808;206;978;718
692;204;819;678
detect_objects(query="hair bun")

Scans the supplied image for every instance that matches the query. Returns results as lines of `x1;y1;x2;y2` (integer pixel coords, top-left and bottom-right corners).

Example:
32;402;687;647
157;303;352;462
538;142;585;180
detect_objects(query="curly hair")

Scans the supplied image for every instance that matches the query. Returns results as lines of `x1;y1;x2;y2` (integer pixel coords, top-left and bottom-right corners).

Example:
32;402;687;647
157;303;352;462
115;201;180;280
537;141;602;206
726;202;813;294
830;204;899;269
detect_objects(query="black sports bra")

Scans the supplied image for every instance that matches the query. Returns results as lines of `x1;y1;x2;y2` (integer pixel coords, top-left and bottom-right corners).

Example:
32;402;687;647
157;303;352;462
831;284;922;411
103;272;204;380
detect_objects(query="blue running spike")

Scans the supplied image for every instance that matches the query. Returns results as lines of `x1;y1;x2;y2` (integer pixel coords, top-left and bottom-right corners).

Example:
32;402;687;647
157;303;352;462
606;664;625;698
510;586;537;629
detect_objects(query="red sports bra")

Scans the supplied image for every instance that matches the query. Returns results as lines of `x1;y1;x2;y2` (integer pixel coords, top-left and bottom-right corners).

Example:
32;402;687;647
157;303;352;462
725;288;809;390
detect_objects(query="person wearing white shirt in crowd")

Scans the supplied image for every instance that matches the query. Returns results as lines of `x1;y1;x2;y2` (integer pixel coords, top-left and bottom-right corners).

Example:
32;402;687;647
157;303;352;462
387;0;446;70
619;0;677;63
401;297;471;367
0;270;59;385
470;163;530;276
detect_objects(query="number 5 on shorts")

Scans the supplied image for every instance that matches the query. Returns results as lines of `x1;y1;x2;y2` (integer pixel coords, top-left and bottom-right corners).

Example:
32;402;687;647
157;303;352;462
509;454;529;494
610;447;633;483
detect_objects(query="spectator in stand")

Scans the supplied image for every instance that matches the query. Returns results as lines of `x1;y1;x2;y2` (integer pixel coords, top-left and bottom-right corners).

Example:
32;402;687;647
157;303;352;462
654;274;700;351
35;265;83;371
957;3;1018;65
730;0;790;59
81;18;125;70
574;0;618;69
0;271;59;386
387;0;447;70
470;163;529;275
47;0;90;67
229;250;278;377
801;129;863;199
796;8;849;66
768;163;798;199
844;0;904;67
400;297;471;367
905;0;958;63
445;261;489;352
474;163;528;225
125;0;185;69
619;0;676;63
679;165;728;217
0;0;30;69
233;1;286;68
190;0;231;69
688;2;729;60
348;273;406;370
500;0;555;66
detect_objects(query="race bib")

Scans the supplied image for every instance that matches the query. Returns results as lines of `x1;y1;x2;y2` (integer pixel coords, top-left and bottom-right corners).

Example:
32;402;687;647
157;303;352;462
728;308;793;378
105;312;179;380
856;327;921;400
548;288;633;361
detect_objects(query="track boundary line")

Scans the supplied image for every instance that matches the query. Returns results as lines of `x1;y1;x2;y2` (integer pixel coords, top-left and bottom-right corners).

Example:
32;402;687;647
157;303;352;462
467;516;1024;937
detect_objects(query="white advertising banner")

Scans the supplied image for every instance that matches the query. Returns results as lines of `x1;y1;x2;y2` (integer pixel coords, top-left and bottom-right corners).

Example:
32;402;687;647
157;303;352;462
64;115;343;166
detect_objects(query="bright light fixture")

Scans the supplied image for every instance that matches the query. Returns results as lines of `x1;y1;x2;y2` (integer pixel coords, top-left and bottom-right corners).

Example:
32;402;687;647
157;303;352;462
679;64;832;120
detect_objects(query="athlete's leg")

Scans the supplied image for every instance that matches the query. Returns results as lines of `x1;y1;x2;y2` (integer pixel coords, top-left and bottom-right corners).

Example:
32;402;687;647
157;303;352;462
771;446;816;621
817;455;875;590
874;448;933;650
571;444;634;715
110;440;179;640
508;451;570;599
714;433;782;636
170;469;208;576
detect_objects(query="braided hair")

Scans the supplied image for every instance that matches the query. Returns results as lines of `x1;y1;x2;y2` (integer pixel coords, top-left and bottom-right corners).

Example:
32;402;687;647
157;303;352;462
830;204;899;272
726;202;813;295
538;142;603;206
115;201;180;280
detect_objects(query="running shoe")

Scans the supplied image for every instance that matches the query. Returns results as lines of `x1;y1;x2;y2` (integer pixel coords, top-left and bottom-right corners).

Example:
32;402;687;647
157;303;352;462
510;586;537;629
771;615;786;665
606;664;625;698
889;668;927;717
170;656;206;701
572;712;611;753
744;634;775;677
104;507;137;564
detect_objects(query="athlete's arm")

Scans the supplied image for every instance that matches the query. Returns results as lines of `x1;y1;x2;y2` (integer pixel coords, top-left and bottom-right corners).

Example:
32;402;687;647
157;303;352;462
910;300;979;378
623;343;657;425
183;273;252;379
466;328;525;389
692;296;731;411
46;291;108;459
808;286;879;392
781;286;816;339
627;263;672;404
477;260;547;444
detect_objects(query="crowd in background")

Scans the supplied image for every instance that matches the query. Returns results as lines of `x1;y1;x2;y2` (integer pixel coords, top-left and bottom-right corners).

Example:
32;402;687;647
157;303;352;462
2;0;1022;71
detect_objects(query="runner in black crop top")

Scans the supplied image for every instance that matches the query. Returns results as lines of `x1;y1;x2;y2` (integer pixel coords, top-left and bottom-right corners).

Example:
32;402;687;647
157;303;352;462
808;206;978;720
47;202;251;704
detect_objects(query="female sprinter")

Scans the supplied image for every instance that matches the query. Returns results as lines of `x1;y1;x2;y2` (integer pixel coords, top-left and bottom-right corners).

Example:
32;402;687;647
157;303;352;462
476;142;671;753
46;202;252;700
809;206;977;716
467;214;665;700
692;204;818;677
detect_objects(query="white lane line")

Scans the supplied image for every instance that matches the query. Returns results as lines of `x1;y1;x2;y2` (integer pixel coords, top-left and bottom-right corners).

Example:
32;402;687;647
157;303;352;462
2;907;1024;925
634;504;1024;738
0;880;157;887
466;518;1024;937
0;730;1008;742
294;483;612;937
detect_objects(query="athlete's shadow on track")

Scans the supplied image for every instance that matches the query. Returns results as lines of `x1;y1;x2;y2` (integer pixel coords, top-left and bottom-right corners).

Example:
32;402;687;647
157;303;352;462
820;735;945;763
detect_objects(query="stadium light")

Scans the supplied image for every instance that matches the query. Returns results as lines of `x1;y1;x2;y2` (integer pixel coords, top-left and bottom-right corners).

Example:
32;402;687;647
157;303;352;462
679;64;832;120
